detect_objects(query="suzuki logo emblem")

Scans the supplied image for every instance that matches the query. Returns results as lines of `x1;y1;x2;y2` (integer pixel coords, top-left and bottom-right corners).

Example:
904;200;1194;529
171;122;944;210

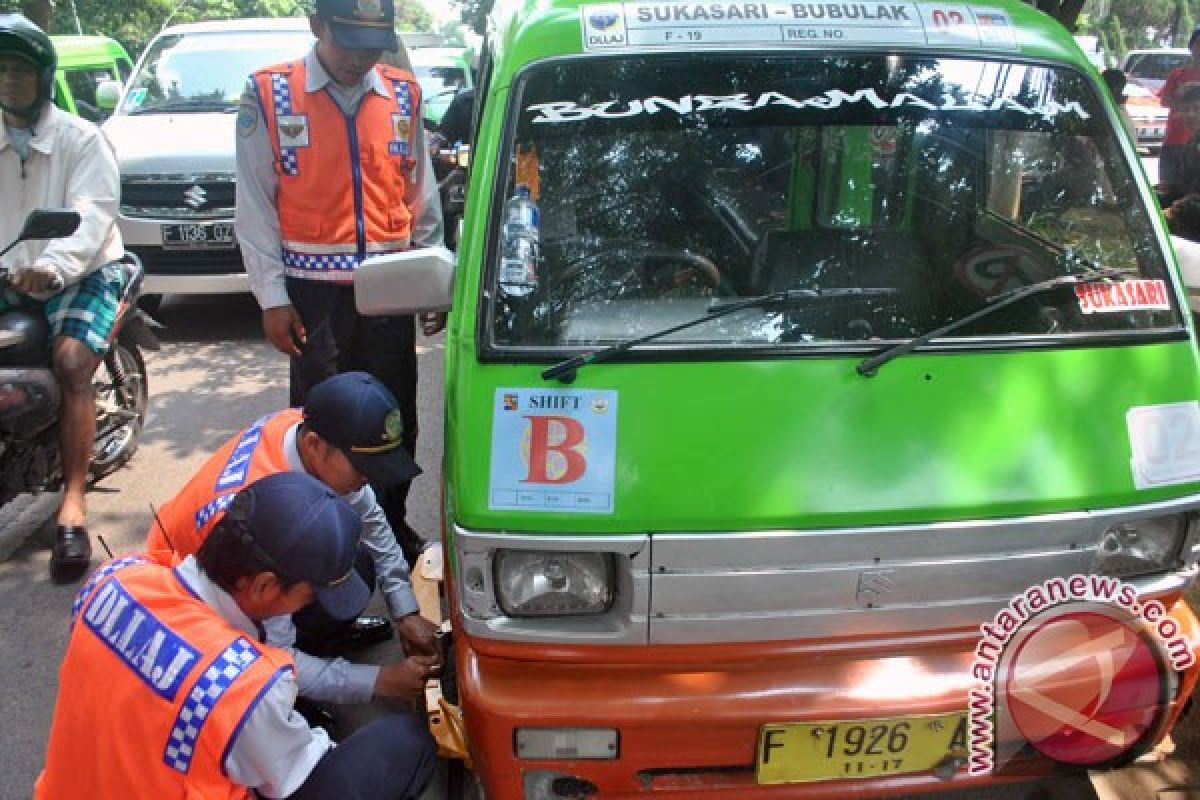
856;569;895;607
183;185;207;209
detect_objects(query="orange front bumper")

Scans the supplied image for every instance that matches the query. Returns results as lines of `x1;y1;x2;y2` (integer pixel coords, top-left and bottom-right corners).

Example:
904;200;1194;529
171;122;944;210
456;600;1199;800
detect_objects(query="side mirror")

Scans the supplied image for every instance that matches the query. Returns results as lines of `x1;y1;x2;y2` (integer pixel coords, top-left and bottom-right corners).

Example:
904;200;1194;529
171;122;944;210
18;209;81;242
1;208;81;260
354;247;455;316
96;80;121;112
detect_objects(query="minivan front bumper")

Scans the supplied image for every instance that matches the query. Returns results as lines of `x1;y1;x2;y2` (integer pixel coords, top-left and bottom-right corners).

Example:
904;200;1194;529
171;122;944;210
457;598;1199;799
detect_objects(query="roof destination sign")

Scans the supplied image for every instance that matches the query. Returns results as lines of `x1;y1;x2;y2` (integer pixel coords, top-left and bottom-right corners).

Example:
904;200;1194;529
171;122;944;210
580;2;1019;51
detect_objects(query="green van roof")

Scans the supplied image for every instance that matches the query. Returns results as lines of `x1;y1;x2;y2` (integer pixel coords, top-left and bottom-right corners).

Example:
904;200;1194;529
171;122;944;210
51;34;131;65
488;0;1092;77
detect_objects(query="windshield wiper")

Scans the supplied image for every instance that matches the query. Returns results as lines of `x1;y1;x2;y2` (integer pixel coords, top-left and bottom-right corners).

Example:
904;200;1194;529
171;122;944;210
542;287;898;383
128;100;236;115
856;265;1138;377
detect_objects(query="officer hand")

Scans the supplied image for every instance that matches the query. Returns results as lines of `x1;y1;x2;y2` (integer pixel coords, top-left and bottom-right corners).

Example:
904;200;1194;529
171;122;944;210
419;312;446;336
263;305;306;357
11;265;61;294
396;612;439;659
374;654;441;701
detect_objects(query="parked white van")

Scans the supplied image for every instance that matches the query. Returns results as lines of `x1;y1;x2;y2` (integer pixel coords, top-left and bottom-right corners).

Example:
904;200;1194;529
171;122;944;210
102;18;312;311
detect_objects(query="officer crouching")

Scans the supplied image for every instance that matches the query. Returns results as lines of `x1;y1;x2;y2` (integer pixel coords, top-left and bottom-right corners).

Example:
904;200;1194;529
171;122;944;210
36;472;437;799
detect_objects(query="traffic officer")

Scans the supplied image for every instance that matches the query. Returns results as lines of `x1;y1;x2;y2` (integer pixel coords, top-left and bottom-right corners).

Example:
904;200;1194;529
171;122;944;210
234;0;442;559
37;472;438;799
145;371;438;706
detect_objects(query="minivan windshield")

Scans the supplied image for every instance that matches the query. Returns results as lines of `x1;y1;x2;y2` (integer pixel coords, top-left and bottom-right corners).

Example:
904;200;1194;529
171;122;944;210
123;30;312;114
490;54;1182;352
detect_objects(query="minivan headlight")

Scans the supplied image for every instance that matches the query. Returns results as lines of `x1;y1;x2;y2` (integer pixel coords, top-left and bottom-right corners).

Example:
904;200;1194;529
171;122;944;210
1090;515;1186;577
493;550;614;617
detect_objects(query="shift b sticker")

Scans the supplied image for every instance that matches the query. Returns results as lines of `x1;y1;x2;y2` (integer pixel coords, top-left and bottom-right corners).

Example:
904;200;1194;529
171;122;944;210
489;389;618;512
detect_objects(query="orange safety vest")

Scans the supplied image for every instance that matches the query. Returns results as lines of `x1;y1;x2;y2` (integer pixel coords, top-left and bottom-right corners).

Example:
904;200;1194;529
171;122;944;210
252;60;421;282
146;409;301;565
36;558;294;799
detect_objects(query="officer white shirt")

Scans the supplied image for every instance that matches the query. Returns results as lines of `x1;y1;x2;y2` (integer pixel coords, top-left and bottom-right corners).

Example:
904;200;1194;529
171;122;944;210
259;420;420;704
175;556;332;798
235;48;443;311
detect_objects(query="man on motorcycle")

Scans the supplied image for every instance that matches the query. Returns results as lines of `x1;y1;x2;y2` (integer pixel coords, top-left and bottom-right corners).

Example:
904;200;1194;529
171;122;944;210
0;14;126;582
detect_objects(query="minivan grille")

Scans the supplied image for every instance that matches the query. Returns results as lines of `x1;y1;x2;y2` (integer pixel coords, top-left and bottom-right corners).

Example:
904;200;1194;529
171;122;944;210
120;174;235;219
128;246;244;275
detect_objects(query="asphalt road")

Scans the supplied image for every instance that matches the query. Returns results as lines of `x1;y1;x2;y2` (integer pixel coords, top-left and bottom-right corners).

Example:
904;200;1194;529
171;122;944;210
0;293;446;799
0;290;1196;800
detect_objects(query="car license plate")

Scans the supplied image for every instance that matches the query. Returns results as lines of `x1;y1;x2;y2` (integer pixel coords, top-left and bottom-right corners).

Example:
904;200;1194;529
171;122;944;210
161;222;235;249
756;712;967;785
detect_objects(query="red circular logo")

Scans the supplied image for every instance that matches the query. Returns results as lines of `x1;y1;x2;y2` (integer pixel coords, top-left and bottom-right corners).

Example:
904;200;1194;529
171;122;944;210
1004;610;1166;765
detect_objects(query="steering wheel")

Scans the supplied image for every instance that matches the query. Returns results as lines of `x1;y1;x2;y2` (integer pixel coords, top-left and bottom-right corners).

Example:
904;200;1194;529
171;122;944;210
544;236;722;299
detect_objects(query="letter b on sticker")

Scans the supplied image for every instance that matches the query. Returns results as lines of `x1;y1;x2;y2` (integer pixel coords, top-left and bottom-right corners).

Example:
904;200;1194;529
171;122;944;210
523;415;588;484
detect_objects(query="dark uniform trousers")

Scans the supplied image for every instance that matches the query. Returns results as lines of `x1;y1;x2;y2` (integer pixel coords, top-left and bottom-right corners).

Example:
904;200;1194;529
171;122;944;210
288;713;437;800
285;277;424;561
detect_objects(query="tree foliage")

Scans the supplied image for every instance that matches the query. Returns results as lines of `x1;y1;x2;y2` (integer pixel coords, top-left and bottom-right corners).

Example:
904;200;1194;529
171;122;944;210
454;0;490;35
1028;0;1090;32
0;0;431;58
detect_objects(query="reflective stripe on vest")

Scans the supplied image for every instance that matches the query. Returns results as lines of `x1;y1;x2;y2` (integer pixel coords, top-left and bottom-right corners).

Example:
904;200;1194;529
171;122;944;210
164;636;259;773
145;410;299;565
268;73;301;177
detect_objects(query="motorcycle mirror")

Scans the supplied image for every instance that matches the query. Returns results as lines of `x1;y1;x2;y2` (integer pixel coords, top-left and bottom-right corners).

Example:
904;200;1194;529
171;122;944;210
18;209;82;242
0;209;81;261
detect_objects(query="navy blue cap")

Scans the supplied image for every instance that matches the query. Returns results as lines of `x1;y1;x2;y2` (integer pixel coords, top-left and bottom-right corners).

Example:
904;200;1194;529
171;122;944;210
1191;26;1200;47
229;472;369;621
316;0;398;51
304;372;421;488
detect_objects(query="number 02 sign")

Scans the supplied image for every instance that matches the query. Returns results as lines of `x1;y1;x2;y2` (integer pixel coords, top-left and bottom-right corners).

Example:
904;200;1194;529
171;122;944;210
1126;402;1200;489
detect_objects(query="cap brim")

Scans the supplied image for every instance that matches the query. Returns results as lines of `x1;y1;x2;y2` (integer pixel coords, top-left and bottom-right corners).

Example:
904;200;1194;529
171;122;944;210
313;568;371;621
328;21;397;51
349;446;422;488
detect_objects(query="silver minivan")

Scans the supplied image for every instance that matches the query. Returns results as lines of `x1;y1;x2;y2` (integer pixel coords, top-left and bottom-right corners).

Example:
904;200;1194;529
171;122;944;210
102;18;312;311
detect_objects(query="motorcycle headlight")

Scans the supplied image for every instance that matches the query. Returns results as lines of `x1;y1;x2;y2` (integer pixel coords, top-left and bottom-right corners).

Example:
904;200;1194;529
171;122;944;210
1090;515;1187;577
493;550;614;617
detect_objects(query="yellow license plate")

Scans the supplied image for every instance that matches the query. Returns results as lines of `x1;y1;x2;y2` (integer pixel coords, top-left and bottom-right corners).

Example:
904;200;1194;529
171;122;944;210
756;712;967;785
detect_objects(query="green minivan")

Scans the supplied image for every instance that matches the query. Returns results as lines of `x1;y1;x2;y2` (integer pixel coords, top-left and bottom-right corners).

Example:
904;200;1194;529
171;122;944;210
51;34;132;122
359;0;1200;796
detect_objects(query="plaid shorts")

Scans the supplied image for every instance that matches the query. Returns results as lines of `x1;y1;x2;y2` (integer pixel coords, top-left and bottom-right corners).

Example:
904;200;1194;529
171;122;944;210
0;261;126;356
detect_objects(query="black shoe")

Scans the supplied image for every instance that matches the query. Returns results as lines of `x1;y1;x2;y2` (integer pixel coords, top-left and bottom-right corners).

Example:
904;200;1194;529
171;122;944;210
50;525;92;584
293;697;338;735
295;615;394;657
396;522;429;570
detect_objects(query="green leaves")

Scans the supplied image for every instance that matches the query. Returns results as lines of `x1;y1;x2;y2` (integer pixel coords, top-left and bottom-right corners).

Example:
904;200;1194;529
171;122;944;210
0;0;433;62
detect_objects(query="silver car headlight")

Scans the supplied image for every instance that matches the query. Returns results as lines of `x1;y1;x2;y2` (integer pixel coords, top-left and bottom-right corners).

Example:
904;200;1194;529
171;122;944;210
1090;514;1187;578
493;550;614;617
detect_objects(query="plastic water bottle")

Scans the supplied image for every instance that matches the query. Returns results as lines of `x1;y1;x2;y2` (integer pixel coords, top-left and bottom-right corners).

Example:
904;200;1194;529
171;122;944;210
499;185;539;297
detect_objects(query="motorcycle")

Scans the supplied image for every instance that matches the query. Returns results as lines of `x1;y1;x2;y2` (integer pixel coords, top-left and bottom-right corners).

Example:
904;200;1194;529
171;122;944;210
427;130;468;251
0;208;158;504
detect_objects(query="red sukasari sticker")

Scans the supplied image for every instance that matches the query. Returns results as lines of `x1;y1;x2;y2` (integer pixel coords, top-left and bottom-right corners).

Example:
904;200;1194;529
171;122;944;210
1075;280;1170;314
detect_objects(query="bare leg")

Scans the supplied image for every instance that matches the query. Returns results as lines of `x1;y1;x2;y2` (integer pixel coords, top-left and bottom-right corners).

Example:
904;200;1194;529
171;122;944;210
53;337;99;527
50;337;99;581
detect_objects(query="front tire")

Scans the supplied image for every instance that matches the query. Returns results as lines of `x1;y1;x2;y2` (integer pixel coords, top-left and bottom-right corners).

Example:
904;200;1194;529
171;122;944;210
137;293;162;316
89;338;148;481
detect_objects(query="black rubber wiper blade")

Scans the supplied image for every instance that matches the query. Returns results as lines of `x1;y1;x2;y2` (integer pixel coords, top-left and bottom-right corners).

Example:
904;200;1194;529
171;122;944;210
129;100;235;114
542;287;897;383
856;266;1137;378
